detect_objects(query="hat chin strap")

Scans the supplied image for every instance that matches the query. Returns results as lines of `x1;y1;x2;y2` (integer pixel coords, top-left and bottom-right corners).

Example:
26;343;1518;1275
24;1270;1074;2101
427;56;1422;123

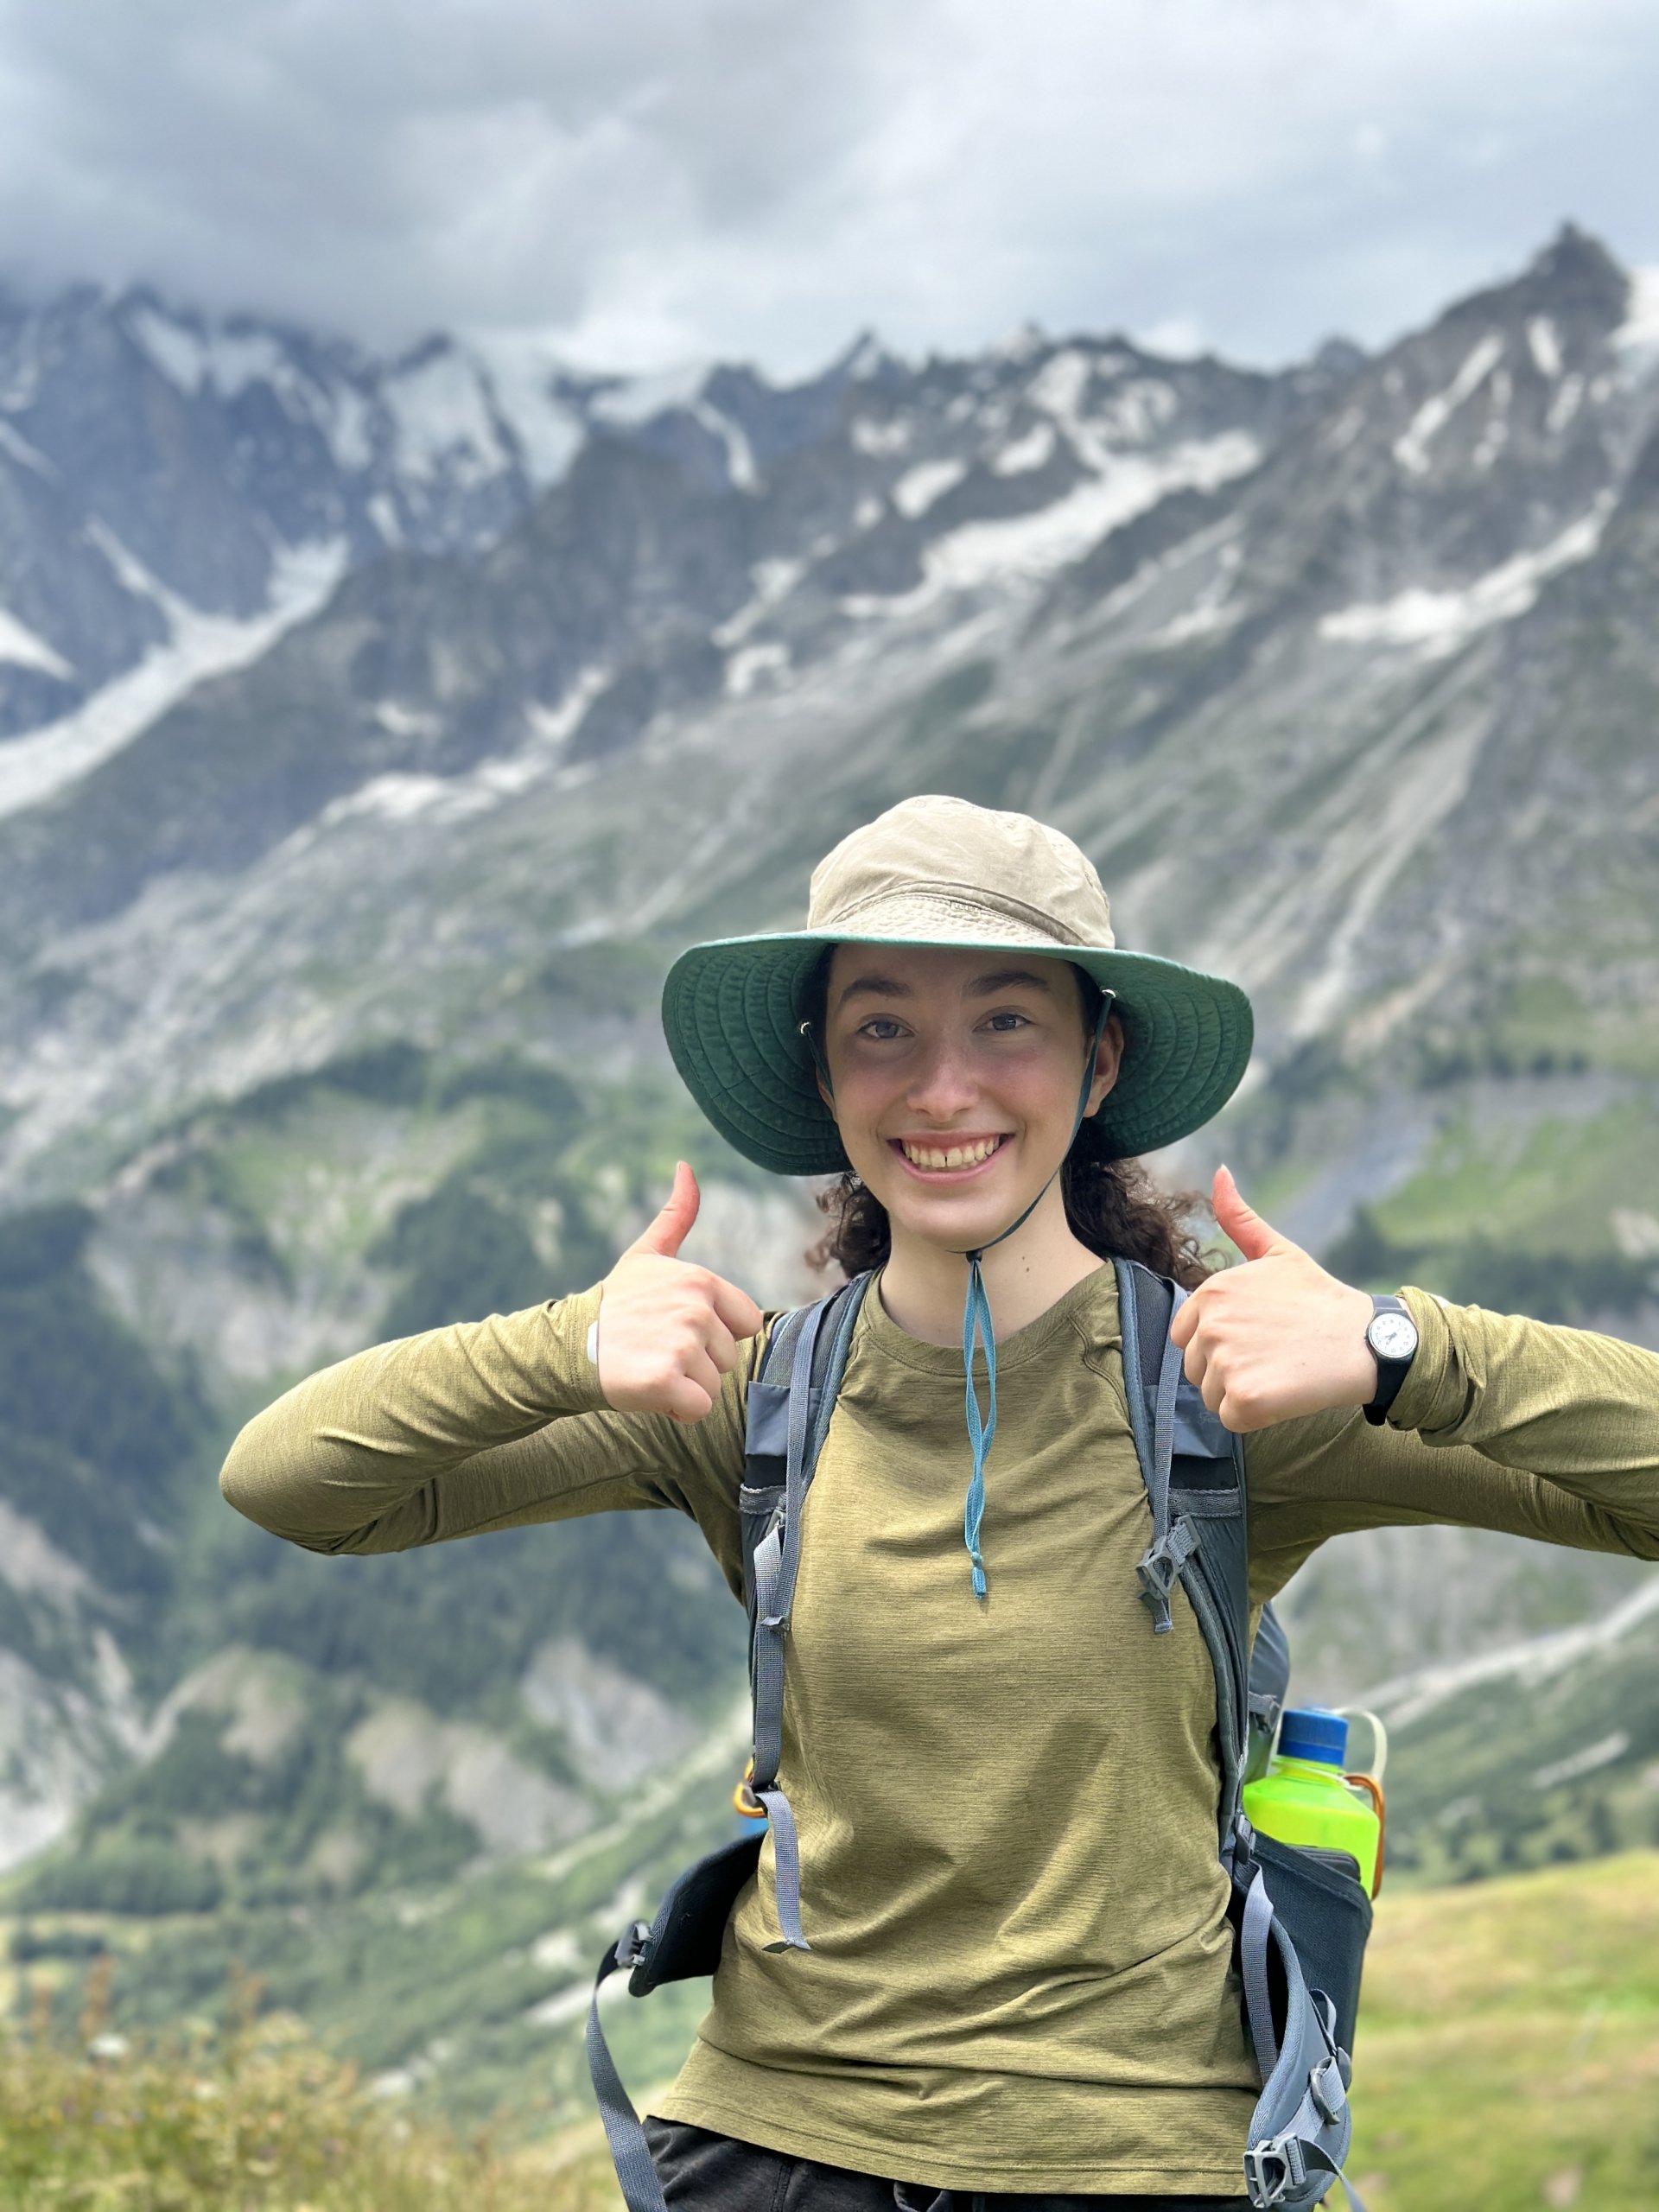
802;992;1116;1599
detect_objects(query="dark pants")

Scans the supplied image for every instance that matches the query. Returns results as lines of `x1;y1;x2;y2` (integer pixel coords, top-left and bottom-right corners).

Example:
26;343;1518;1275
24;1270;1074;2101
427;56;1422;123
644;2118;1243;2209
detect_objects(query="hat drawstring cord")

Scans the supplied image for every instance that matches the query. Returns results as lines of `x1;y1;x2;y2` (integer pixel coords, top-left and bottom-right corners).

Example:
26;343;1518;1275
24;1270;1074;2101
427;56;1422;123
953;990;1113;1599
800;991;1116;1600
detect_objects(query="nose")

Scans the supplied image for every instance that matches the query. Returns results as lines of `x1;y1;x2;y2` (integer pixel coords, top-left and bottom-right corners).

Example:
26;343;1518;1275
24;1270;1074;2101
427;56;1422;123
903;1033;979;1122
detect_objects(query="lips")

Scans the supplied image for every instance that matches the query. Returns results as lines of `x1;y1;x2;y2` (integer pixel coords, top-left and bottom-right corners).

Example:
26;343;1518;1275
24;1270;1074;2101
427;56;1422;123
892;1134;1009;1173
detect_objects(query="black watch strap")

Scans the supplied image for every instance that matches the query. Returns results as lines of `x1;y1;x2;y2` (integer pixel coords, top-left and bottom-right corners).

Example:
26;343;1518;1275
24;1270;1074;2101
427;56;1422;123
1363;1293;1417;1427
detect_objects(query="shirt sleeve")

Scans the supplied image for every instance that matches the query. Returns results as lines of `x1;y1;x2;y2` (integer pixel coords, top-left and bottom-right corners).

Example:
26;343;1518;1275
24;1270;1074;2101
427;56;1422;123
1244;1285;1659;1605
218;1283;763;1600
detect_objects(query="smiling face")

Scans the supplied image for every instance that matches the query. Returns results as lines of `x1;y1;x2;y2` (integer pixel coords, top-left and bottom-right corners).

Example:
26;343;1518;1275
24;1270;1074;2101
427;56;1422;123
818;943;1123;1255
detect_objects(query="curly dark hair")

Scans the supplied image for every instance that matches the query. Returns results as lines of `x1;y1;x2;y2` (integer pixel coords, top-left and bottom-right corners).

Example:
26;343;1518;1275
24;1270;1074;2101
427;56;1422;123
802;956;1217;1288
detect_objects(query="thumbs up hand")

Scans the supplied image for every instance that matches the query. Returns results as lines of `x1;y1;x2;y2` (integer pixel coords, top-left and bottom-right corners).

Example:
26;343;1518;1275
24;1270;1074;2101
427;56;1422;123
594;1163;765;1423
1167;1166;1379;1433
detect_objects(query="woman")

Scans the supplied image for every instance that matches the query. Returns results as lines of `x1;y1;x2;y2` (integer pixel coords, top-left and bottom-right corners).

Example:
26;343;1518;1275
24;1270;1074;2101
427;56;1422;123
221;794;1659;2210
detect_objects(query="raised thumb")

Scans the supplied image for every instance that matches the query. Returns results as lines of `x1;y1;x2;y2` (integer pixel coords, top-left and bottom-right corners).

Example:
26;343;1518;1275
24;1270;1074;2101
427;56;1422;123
629;1160;700;1260
1213;1164;1290;1263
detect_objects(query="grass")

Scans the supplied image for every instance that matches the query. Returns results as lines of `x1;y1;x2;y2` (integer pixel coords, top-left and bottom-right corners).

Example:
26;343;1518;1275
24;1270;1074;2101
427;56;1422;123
15;1854;1659;2209
1346;1850;1659;2208
0;1964;620;2212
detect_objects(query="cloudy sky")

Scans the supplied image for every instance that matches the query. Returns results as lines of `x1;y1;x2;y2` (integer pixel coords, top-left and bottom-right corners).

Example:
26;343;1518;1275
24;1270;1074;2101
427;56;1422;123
0;0;1653;375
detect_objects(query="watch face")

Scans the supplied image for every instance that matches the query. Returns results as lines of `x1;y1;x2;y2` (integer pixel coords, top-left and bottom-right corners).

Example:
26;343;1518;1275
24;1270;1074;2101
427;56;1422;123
1369;1310;1419;1363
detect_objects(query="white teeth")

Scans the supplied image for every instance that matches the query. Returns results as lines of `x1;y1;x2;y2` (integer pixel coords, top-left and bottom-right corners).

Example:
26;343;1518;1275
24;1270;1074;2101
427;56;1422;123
901;1136;1001;1169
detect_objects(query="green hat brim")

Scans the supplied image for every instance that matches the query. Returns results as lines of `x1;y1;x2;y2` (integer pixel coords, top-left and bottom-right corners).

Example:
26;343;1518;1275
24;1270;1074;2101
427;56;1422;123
662;931;1253;1175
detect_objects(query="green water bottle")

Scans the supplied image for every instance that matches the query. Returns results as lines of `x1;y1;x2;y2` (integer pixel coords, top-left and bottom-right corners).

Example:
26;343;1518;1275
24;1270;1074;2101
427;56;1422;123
1242;1706;1384;1897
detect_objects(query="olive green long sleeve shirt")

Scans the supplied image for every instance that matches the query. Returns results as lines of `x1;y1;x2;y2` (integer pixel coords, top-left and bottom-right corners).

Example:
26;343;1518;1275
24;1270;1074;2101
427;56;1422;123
220;1270;1659;2198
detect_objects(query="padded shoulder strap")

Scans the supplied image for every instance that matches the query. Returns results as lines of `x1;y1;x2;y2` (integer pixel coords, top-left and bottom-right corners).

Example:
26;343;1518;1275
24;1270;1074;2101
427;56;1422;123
1114;1263;1361;2209
1114;1257;1251;1845
742;1271;872;1951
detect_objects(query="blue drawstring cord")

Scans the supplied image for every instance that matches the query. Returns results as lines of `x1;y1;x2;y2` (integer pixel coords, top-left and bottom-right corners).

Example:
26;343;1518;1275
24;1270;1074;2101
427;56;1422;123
800;986;1115;1601
951;990;1113;1599
961;1249;996;1598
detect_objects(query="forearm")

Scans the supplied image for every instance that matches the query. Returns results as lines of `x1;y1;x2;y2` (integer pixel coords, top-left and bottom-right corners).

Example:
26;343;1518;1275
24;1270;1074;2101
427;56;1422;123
1391;1287;1659;1516
219;1287;607;1546
1247;1290;1659;1598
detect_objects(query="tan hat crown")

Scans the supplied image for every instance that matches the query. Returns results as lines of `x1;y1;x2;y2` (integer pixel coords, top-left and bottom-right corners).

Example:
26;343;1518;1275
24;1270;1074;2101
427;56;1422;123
807;795;1116;952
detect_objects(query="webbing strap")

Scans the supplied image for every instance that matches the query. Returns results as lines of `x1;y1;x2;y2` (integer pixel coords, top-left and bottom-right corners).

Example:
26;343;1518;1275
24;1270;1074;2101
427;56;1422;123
1240;1866;1281;2082
586;1937;668;2212
748;1528;785;1800
755;1788;809;1952
746;1294;829;1951
1136;1288;1192;1632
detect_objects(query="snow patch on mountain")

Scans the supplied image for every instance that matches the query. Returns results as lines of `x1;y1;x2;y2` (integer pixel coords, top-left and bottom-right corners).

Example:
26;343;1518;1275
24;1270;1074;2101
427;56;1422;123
589;361;709;427
0;606;71;678
0;537;346;820
1319;499;1610;655
127;303;327;414
694;398;758;490
1393;333;1505;474
893;458;967;518
465;331;584;486
995;422;1058;475
1526;316;1563;378
383;345;508;486
0;1501;92;1605
714;557;804;646
1613;268;1659;360
726;641;790;696
851;415;910;459
900;431;1259;600
0;417;54;476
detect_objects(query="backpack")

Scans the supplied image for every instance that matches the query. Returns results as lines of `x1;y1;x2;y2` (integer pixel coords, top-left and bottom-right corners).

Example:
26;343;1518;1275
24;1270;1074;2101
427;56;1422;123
586;1262;1373;2211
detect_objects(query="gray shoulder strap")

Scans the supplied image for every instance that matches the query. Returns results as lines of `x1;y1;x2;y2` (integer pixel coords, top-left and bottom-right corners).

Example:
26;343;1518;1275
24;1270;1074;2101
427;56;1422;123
743;1271;872;1950
1113;1259;1362;2211
1114;1256;1249;1822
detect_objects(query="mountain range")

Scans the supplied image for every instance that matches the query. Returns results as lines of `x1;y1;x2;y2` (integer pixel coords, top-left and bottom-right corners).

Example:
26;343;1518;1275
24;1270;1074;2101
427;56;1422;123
1;223;1657;2123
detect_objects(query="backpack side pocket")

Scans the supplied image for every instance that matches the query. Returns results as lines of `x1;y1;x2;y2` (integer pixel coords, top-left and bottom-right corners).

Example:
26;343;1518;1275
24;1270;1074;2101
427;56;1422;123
1249;1830;1374;2059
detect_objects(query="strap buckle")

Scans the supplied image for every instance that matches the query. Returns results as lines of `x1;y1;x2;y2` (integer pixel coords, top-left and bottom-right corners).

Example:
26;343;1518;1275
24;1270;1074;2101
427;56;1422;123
614;1918;652;1974
1244;2132;1306;2208
1311;2050;1348;2126
1135;1516;1198;1632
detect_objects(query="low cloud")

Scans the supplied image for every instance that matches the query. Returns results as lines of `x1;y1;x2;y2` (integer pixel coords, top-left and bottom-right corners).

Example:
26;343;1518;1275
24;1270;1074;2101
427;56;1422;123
0;0;1653;372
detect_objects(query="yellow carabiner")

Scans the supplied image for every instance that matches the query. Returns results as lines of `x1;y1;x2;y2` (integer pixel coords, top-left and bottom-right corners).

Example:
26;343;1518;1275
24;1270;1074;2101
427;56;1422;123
733;1755;766;1821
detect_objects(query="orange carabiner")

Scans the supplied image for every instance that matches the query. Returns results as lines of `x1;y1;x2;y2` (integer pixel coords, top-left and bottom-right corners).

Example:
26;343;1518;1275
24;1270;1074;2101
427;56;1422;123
1345;1771;1386;1896
733;1755;766;1821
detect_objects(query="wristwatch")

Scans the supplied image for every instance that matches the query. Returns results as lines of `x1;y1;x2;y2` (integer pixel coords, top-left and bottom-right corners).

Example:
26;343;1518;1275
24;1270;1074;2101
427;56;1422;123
1363;1294;1419;1426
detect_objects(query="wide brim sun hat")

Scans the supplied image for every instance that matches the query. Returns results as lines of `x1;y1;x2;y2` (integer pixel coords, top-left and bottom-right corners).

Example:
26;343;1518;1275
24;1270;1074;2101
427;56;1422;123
662;794;1254;1175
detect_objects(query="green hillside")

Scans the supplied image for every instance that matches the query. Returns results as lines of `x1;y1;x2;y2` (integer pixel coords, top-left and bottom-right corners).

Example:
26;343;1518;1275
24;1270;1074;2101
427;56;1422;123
9;1853;1656;2210
1346;1851;1659;2209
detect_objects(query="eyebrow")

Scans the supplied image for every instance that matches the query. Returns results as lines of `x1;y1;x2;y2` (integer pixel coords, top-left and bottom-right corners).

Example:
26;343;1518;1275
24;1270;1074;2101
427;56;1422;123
834;966;1056;1010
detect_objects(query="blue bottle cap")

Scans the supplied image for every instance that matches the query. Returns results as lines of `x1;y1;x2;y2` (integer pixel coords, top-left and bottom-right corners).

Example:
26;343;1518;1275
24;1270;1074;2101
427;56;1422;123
1278;1707;1350;1767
